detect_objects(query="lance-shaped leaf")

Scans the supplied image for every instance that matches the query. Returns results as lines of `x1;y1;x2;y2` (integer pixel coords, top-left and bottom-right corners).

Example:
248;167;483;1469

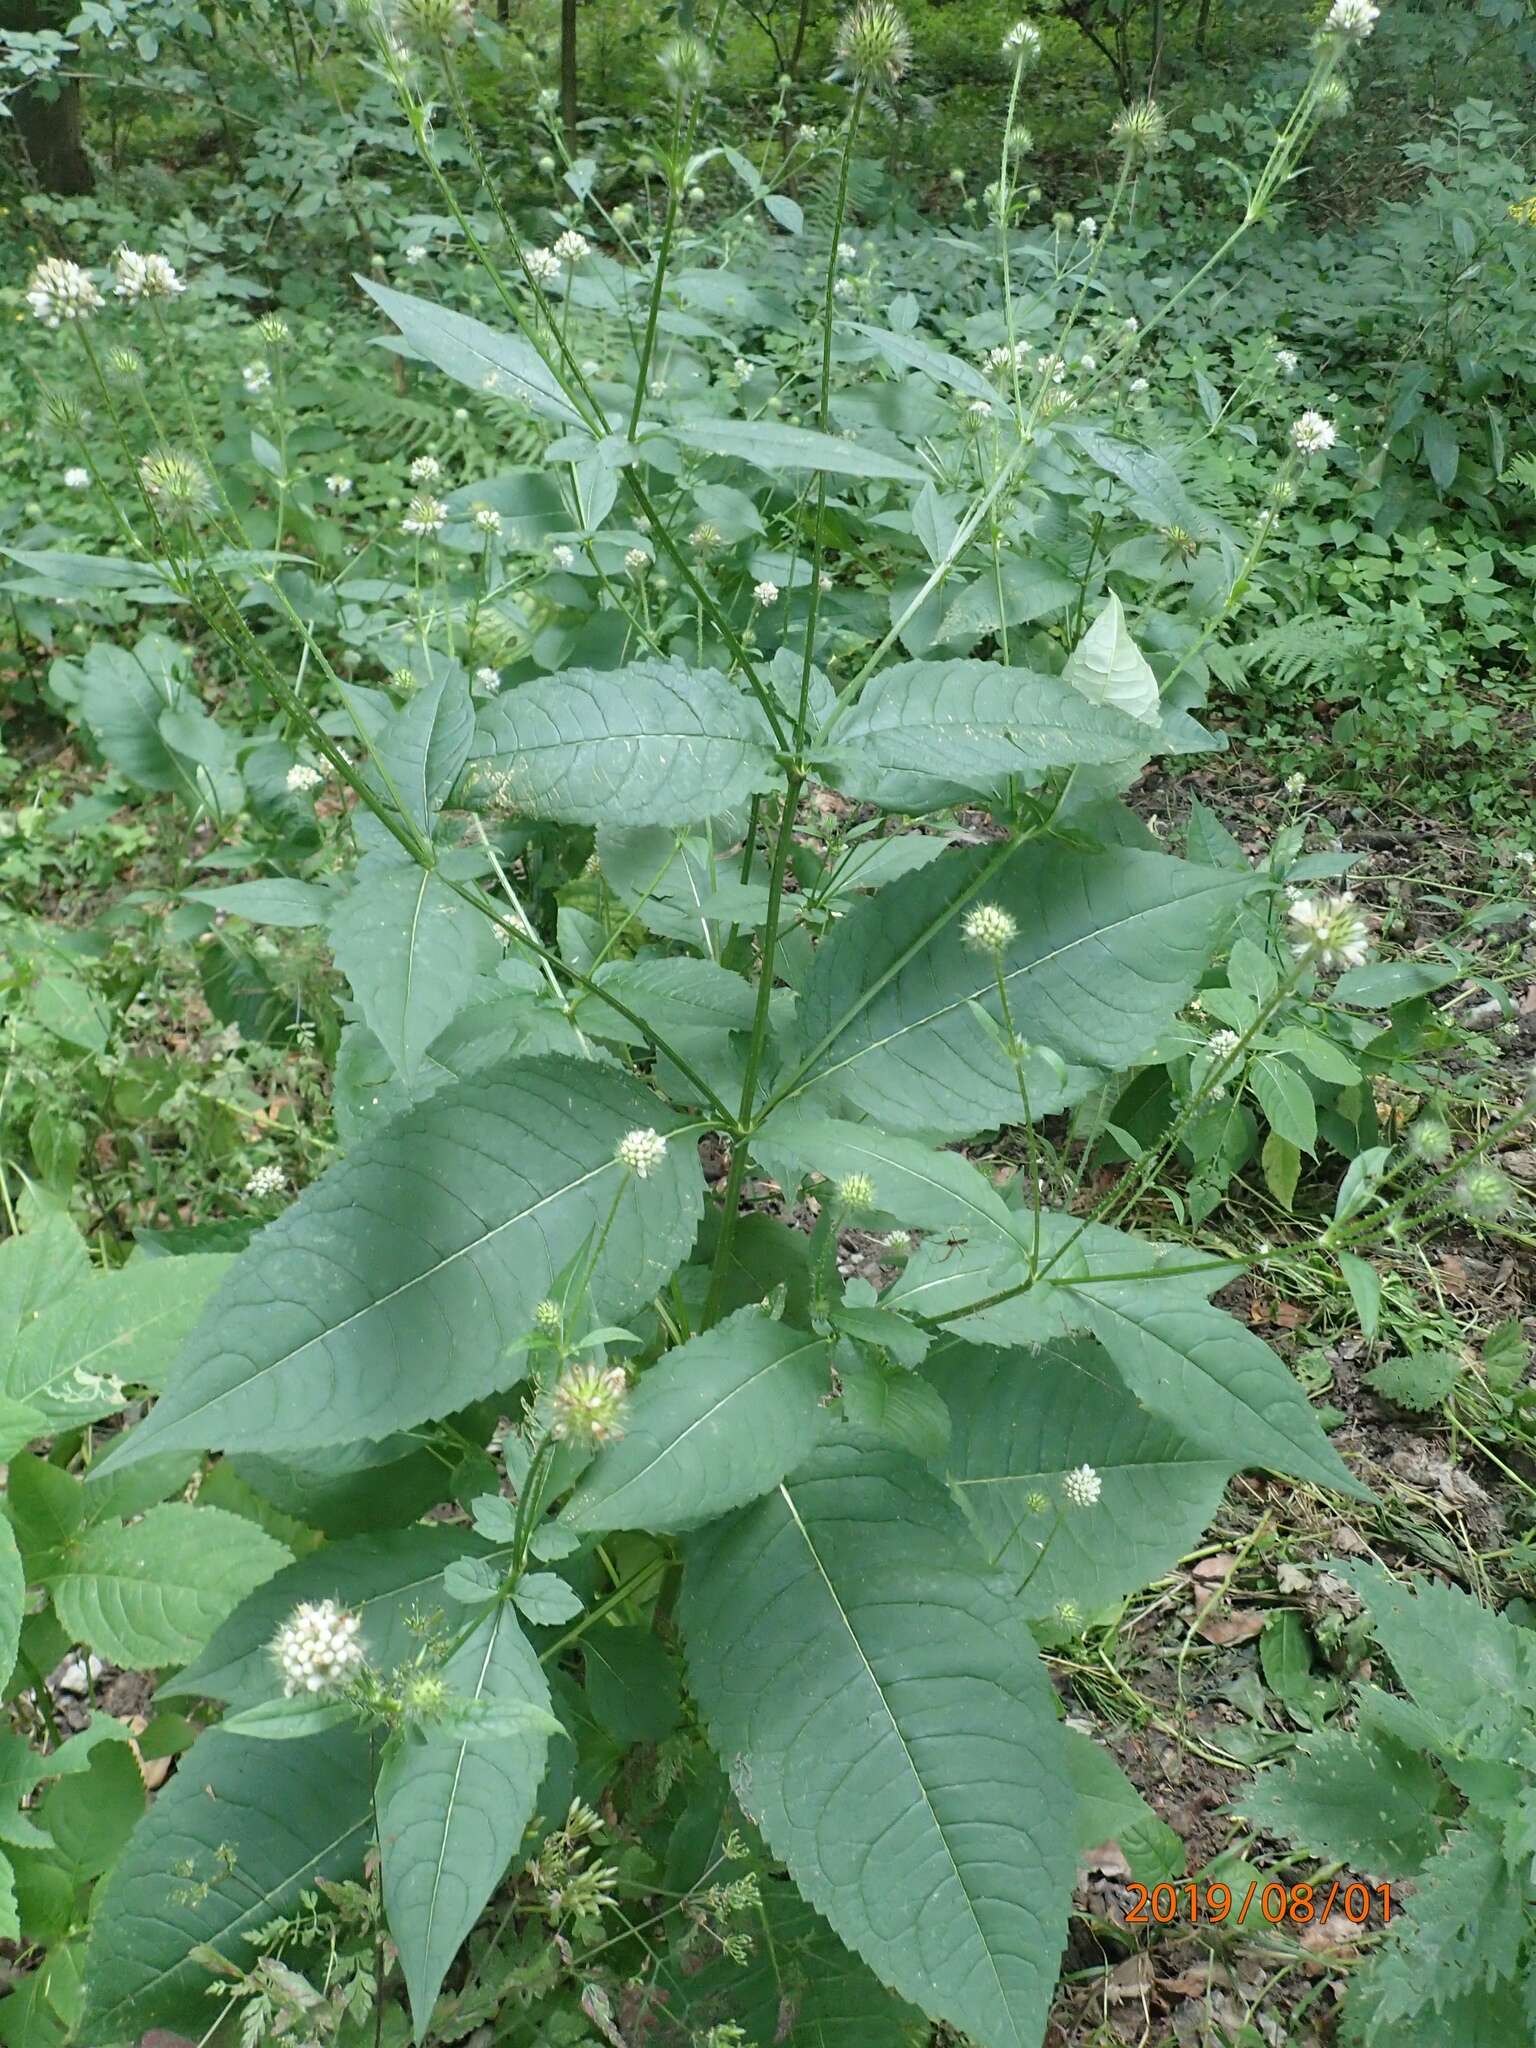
97;1057;704;1469
564;1307;830;1533
1061;592;1160;725
6;1254;231;1421
0;1519;21;1697
378;1601;556;2034
359;276;586;425
80;1729;372;2040
816;660;1156;813
666;417;926;482
473;662;780;827
328;860;501;1086
932;1337;1234;1615
1079;1294;1367;1497
682;1437;1076;2048
766;1110;1024;1249
795;840;1250;1140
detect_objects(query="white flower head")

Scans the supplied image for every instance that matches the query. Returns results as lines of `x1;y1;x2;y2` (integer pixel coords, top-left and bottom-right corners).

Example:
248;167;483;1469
1324;0;1379;38
1290;410;1337;454
732;356;754;380
1128;375;1150;394
1275;347;1299;375
550;542;576;569
524;246;562;285
1123;314;1139;332
271;1598;365;1696
1079;215;1099;239
616;1127;668;1178
1284;770;1307;794
242;361;272;394
246;1161;289;1197
753;579;780;607
401;493;448;536
408;453;442;484
63;466;90;489
624;545;651;573
1207;1027;1241;1059
1288;892;1370;971
472;504;503;534
286;763;323;793
326;473;353;496
818;569;833;591
1078;351;1097;372
962;902;1017;952
837;241;858;266
112;247;185;303
1062;1463;1102;1508
474;665;502;691
552;228;591;264
833;276;854;298
1001;18;1040;60
26;257;104;327
404;244;428;264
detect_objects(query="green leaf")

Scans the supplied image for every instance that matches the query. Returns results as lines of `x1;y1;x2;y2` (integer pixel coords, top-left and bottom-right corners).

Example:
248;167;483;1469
1364;1826;1523;2028
577;956;757;1045
848;319;998;404
219;1695;354;1740
935;1337;1234;1616
1335;1249;1382;1339
0;1519;22;1695
97;1056;704;1466
377;1602;555;2034
816;660;1155;813
564;1307;830;1534
358;277;586;426
183;880;330;928
1078;1295;1367;1498
766;1111;1023;1247
1061;593;1159;725
682;1437;1076;2048
474;661;780;827
328;859;501;1086
80;1729;372;2039
166;1528;485;1706
583;1625;682;1743
1250;1056;1316;1154
666;417;926;483
795;841;1249;1140
6;1256;232;1422
1365;1351;1463;1412
1330;1564;1531;1752
51;1505;291;1668
1261;1130;1301;1210
0;1213;89;1354
510;1572;582;1624
1235;1723;1446;1872
1062;1729;1184;1882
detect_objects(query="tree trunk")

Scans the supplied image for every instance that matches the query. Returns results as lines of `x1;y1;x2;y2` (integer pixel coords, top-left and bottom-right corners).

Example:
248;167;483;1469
560;0;578;152
3;0;94;194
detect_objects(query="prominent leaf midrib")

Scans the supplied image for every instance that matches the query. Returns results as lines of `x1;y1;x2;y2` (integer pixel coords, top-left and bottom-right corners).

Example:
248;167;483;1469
813;874;1237;1087
775;1480;1022;2048
420;1606;503;1969
577;1334;825;1520
18;1291;211;1404
954;1456;1227;1486
791;1128;1018;1247
92;1805;370;2031
150;1149;616;1439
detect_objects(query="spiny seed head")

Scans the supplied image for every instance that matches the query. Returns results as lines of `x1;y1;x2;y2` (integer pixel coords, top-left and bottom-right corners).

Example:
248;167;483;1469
1287;892;1370;971
616;1127;667;1178
534;1298;562;1332
834;0;912;89
400;1670;453;1720
42;388;85;429
1062;1463;1102;1508
394;0;473;38
139;450;213;516
836;1172;876;1212
1001;19;1040;62
1111;96;1168;159
256;312;291;344
1455;1163;1514;1223
550;1362;629;1446
1054;1599;1082;1631
106;344;144;378
657;31;713;93
1406;1117;1453;1164
1316;75;1353;119
271;1599;365;1696
962;902;1018;953
26;257;103;327
1025;1490;1050;1515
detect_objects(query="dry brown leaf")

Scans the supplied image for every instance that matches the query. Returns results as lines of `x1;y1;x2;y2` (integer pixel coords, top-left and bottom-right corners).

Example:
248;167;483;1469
1195;1605;1266;1646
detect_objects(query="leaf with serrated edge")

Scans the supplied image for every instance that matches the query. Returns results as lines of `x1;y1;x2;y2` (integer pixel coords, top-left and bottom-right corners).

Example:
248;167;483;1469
378;1602;554;2033
564;1307;830;1533
51;1504;291;1667
96;1057;703;1468
682;1436;1075;2048
794;840;1250;1141
473;661;779;827
7;1256;232;1420
766;1110;1024;1248
1061;593;1160;725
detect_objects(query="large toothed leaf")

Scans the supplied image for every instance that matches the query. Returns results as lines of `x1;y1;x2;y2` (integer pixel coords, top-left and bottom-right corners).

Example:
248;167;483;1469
564;1307;830;1534
80;1729;372;2040
932;1337;1234;1616
98;1056;703;1468
794;840;1250;1140
5;1254;231;1422
682;1437;1075;2048
473;661;780;827
816;659;1156;813
358;276;585;425
328;859;500;1086
378;1602;555;2033
765;1110;1023;1248
51;1504;291;1668
667;417;926;482
1061;592;1160;726
1080;1295;1367;1498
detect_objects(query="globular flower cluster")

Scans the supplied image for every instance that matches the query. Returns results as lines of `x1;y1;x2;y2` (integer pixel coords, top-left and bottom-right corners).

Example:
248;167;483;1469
1290;409;1337;455
139;450;213;516
1406;1116;1453;1164
27;257;104;327
550;1362;630;1447
523;246;562;285
245;1162;288;1198
616;1126;668;1178
285;763;323;794
836;1173;876;1212
112;247;186;302
271;1599;366;1696
552;229;591;265
1207;1028;1241;1061
1062;1464;1102;1508
834;0;912;89
1274;347;1299;375
401;494;448;537
472;504;503;535
1288;892;1371;971
1111;96;1168;160
1323;0;1379;39
408;453;442;485
753;579;780;607
962;902;1018;953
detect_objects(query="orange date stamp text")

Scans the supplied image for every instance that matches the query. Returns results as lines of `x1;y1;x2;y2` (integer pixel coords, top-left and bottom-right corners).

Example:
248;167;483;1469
1124;1879;1392;1927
